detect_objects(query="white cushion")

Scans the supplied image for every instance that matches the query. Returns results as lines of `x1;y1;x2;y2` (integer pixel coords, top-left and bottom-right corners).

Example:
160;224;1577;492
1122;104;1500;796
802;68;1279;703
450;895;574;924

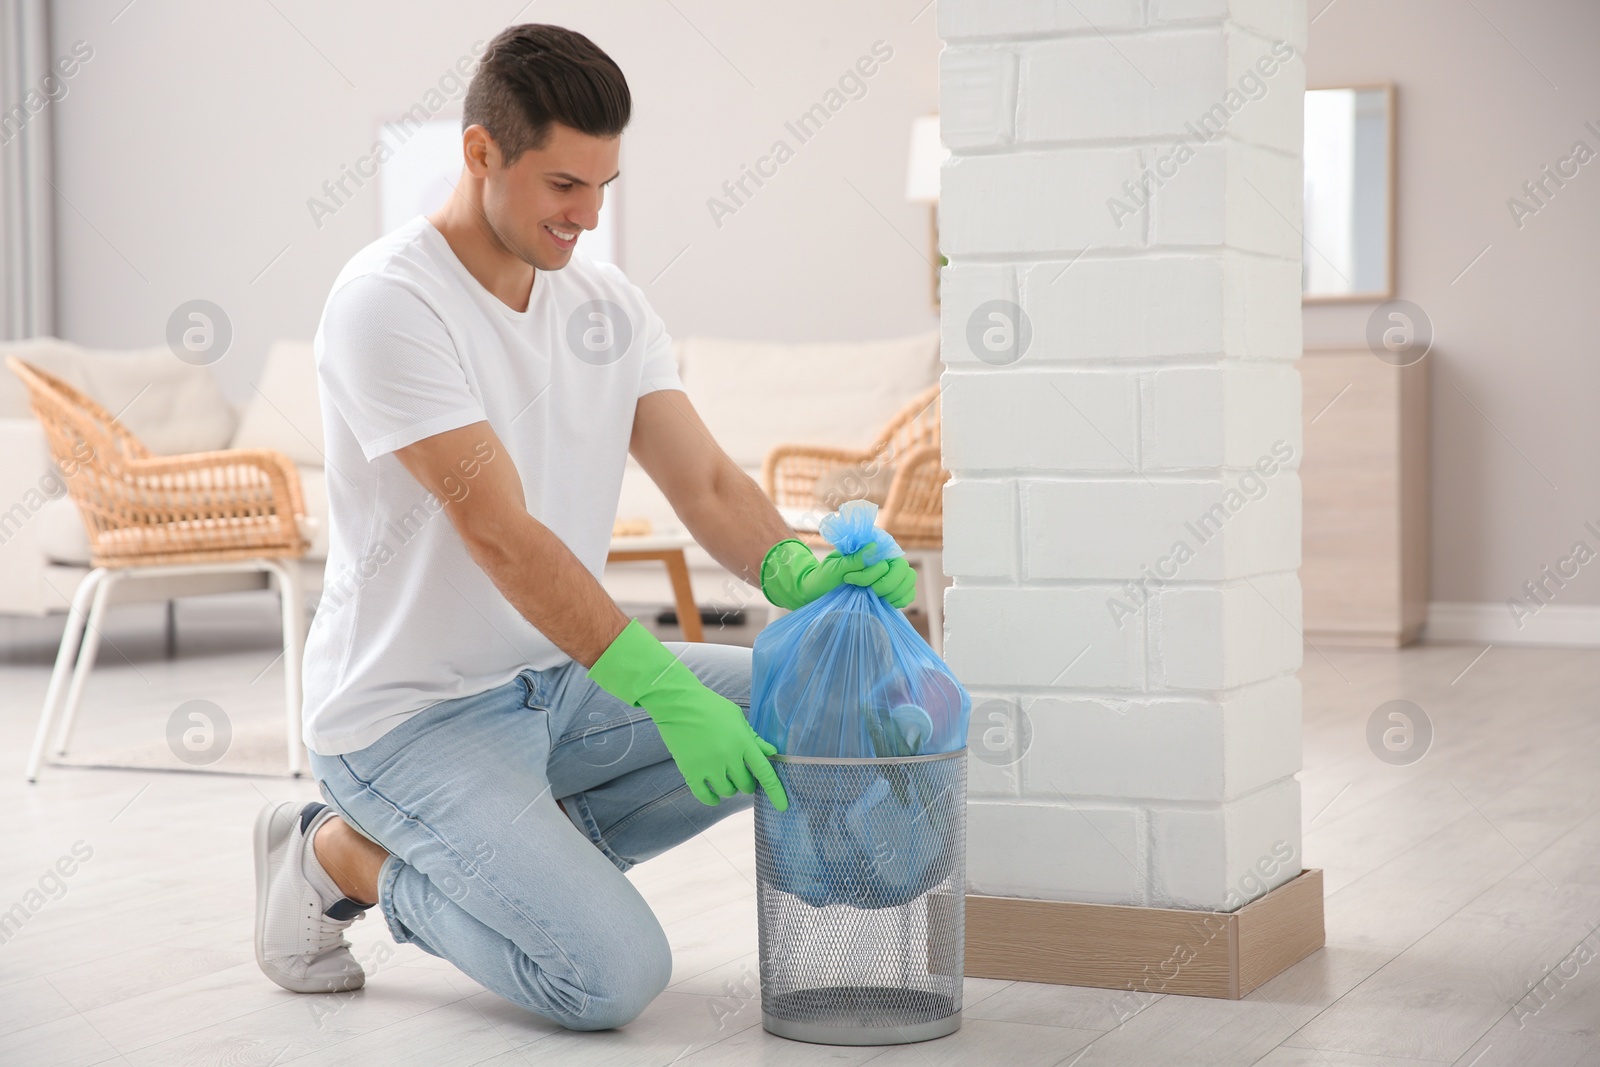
0;337;237;455
0;337;78;419
678;331;940;468
231;340;324;466
36;494;91;566
614;459;795;538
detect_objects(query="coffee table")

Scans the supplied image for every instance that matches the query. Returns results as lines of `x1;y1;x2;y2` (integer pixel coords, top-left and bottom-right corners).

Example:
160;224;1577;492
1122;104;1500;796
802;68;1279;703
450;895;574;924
607;531;704;642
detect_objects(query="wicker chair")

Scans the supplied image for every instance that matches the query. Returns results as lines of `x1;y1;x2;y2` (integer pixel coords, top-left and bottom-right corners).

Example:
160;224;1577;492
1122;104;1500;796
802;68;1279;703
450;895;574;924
762;383;950;649
8;357;313;780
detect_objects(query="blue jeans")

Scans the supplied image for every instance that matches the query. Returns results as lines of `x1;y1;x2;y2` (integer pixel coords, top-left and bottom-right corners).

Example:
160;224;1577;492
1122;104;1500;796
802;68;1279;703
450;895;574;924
308;641;754;1031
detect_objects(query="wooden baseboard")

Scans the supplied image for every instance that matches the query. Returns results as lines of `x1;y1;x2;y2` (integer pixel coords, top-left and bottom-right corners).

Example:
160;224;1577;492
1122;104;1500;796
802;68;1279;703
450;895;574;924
1304;627;1420;648
965;869;1324;999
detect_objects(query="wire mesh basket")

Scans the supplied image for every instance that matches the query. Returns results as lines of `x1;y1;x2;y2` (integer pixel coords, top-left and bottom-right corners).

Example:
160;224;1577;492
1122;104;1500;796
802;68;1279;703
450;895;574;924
754;750;966;1045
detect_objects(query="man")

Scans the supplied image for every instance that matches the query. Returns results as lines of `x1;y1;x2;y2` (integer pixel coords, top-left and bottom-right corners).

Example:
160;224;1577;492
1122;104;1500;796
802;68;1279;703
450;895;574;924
251;24;917;1032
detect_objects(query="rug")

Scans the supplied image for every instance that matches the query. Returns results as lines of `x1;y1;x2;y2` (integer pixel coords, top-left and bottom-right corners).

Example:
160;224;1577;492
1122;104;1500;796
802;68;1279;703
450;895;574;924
49;714;300;778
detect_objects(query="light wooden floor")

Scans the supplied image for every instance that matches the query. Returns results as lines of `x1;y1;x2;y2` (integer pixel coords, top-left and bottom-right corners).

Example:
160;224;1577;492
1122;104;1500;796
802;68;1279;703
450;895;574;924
3;596;1600;1066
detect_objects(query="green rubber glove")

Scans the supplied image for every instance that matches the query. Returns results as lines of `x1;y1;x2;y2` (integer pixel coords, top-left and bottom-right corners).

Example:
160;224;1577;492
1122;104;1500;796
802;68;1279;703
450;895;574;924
588;619;788;810
843;555;919;609
760;537;876;610
761;537;919;611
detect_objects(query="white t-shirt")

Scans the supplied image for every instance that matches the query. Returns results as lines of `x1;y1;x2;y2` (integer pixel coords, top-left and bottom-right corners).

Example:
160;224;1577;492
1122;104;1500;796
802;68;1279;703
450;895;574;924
301;216;684;755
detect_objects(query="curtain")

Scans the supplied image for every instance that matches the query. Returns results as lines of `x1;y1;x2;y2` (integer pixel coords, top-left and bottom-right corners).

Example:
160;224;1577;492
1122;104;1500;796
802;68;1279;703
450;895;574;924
0;0;56;340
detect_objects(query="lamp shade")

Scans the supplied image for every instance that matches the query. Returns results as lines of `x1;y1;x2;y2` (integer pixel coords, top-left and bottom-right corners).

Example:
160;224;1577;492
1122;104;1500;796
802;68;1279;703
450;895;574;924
904;114;947;204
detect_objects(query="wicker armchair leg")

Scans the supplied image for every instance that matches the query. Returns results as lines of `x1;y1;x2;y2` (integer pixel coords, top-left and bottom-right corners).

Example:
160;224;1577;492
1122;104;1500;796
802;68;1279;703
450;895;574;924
53;570;124;758
266;560;309;778
26;568;108;782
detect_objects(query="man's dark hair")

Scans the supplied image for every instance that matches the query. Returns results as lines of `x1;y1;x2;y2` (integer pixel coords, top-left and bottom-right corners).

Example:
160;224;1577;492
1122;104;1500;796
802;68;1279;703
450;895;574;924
463;24;630;165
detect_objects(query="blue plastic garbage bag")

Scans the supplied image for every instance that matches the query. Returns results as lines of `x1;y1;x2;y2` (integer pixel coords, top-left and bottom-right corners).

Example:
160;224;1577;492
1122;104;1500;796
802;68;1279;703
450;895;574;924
751;501;969;759
751;501;970;908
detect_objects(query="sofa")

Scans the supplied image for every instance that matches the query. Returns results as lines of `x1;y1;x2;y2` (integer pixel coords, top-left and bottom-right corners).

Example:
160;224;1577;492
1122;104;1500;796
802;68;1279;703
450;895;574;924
0;330;941;626
606;331;943;613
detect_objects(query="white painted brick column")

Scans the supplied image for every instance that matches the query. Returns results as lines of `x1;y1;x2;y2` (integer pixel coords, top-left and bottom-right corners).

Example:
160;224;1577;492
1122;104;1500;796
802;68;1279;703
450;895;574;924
938;0;1308;911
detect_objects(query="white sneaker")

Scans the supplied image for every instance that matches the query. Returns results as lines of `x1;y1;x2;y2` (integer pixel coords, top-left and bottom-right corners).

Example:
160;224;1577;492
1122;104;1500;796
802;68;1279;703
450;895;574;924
253;800;371;994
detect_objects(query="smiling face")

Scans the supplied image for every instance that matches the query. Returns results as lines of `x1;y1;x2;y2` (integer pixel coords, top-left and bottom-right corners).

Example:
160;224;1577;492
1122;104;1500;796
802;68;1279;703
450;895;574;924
468;120;620;271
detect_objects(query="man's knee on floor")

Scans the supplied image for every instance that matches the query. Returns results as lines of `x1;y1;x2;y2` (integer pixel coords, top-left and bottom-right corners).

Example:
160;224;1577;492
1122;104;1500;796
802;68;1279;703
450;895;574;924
559;927;672;1031
505;917;671;1031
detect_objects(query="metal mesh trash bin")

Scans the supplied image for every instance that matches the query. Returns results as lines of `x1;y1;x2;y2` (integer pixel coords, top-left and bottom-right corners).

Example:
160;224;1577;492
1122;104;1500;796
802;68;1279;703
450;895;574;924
754;750;966;1046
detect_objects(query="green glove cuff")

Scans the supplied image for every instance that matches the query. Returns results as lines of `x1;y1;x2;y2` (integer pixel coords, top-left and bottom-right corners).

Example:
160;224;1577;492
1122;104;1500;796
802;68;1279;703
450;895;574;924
759;537;816;611
586;617;790;812
587;618;695;706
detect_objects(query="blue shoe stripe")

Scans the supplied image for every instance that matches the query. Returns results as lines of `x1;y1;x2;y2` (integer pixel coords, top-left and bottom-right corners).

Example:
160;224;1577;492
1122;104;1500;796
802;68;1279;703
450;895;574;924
298;801;328;835
325;897;373;921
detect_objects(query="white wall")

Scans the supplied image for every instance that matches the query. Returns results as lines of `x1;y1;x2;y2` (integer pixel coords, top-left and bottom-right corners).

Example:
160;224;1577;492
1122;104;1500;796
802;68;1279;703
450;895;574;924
1305;0;1600;613
939;0;1307;910
44;0;1597;620
46;0;940;403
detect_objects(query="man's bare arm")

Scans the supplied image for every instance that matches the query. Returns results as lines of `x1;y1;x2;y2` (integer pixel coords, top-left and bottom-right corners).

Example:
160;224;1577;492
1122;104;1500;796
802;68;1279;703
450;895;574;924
628;389;795;588
394;421;629;668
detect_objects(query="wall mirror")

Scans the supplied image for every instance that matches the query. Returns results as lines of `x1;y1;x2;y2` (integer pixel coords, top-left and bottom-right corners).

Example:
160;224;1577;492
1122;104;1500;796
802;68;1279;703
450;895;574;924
1303;85;1395;302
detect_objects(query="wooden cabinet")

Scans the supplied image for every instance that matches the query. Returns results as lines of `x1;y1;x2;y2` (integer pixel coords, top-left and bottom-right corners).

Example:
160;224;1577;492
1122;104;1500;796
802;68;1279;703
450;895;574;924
1297;349;1430;646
